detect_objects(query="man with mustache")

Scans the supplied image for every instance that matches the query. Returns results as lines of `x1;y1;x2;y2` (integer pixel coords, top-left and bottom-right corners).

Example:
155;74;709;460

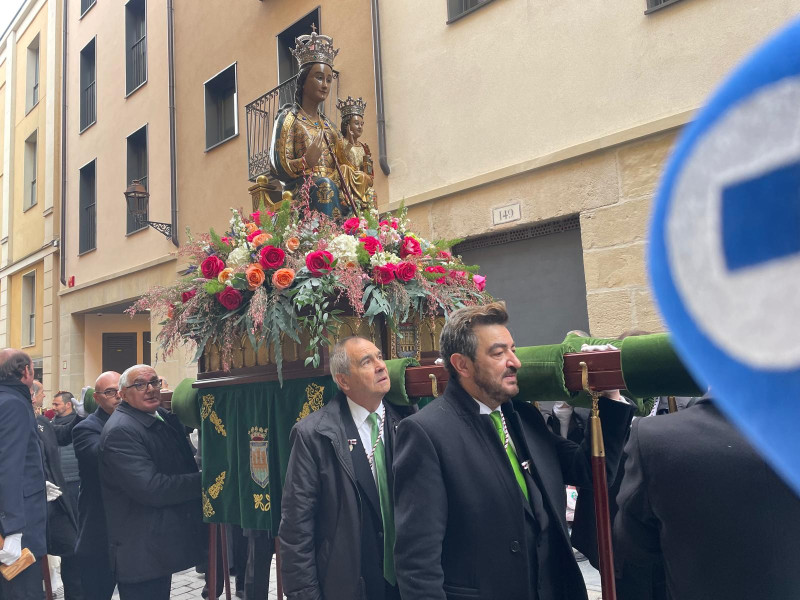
393;303;634;600
280;337;407;600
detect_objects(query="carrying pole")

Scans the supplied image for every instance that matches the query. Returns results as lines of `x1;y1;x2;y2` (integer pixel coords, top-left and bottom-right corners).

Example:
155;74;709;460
579;362;617;600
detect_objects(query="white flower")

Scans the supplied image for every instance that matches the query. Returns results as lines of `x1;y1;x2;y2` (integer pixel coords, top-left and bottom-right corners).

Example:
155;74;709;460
226;245;252;267
327;234;360;264
370;251;401;267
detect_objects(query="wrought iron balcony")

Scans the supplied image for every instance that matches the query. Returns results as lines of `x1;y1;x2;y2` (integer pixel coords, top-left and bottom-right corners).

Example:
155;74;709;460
245;71;340;182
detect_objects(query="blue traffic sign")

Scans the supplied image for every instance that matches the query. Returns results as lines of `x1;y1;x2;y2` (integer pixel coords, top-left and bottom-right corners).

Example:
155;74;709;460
649;18;800;496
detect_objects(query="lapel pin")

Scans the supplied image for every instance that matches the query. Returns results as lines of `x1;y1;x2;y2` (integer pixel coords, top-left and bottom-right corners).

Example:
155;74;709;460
520;460;532;474
348;438;358;451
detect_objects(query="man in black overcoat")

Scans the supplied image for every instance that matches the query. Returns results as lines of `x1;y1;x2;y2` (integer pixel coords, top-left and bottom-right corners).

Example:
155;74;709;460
393;303;634;600
99;365;203;600
279;336;408;600
614;397;800;599
0;349;47;600
72;371;121;600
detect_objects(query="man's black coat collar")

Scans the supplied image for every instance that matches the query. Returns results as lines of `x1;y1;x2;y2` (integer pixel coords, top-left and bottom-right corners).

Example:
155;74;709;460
0;377;34;406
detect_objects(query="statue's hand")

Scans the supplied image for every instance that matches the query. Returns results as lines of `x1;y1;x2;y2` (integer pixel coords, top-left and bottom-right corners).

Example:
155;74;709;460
304;129;325;168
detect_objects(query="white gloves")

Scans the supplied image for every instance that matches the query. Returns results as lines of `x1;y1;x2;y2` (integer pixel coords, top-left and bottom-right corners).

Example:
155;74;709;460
580;343;618;352
75;397;86;417
0;533;22;565
45;481;62;502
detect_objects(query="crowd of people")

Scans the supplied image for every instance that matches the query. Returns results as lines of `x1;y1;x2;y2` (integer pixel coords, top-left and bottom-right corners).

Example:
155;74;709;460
1;301;799;600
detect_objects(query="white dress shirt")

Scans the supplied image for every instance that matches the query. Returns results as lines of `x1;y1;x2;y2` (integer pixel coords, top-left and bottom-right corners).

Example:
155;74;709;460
347;397;385;479
473;397;518;452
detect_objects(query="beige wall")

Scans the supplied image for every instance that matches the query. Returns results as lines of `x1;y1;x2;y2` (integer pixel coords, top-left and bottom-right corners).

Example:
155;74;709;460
380;0;800;205
173;0;385;237
64;0;174;287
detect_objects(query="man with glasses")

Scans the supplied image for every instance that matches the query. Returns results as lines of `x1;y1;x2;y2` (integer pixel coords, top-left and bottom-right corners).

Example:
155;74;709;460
72;372;121;600
98;365;203;600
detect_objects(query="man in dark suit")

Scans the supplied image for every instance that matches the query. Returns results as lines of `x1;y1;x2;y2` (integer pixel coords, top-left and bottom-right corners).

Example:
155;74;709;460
72;371;121;600
0;349;47;600
279;336;406;600
99;364;203;600
614;397;800;599
393;303;634;600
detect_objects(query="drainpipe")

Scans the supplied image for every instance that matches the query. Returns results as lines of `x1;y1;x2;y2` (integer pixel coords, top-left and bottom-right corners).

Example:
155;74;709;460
370;0;390;175
60;0;68;284
167;0;178;246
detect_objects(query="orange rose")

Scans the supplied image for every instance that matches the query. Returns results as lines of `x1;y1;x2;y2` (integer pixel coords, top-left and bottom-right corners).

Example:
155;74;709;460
251;232;273;247
245;222;258;234
245;264;266;290
286;237;300;252
272;267;296;290
343;260;358;270
218;267;234;284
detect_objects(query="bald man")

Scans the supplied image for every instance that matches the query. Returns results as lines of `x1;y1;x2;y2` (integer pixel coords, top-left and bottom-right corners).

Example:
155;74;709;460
72;372;121;600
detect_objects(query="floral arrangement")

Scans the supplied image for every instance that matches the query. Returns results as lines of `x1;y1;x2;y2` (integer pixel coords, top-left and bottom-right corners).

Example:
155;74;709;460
130;185;490;383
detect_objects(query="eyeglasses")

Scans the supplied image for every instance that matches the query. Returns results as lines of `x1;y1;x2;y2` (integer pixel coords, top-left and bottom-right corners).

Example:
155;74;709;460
99;388;119;398
125;379;163;392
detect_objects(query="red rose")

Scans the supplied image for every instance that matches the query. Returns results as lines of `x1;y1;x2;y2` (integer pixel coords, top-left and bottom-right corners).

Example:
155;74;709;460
306;250;334;276
425;265;447;284
259;245;285;270
360;236;383;256
399;236;422;258
201;255;225;279
374;263;397;285
215;287;242;311
449;270;467;283
44;409;55;420
390;219;399;230
437;250;452;260
396;262;416;282
246;229;263;243
343;217;361;234
181;289;197;303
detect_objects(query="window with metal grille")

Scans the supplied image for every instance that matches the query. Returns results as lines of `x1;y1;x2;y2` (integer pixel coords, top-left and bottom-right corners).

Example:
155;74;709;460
102;333;138;374
126;125;148;234
80;38;96;132
447;0;494;23
645;0;685;13
80;0;96;17
79;160;97;254
24;131;37;210
125;0;147;95
204;63;238;150
21;271;36;347
26;36;39;112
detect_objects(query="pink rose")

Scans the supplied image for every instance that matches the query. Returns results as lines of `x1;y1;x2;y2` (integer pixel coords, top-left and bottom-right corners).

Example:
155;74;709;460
259;245;285;270
473;274;486;291
425;265;447;284
221;236;232;245
246;229;263;243
215;287;242;311
395;262;416;282
437;250;452;260
343;217;361;234
201;255;225;279
306;250;334;276
360;236;383;256
181;289;197;303
399;236;422;258
374;263;397;285
250;211;261;226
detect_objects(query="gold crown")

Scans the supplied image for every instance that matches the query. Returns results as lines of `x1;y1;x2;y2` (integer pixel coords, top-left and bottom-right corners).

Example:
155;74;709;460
249;426;267;441
291;27;339;69
337;96;367;119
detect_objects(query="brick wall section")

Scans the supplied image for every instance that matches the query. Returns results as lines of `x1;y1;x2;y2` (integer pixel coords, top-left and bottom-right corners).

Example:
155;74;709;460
580;131;678;337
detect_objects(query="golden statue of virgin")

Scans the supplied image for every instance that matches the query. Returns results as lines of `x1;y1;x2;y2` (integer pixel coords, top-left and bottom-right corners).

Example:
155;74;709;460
269;29;355;219
336;96;376;211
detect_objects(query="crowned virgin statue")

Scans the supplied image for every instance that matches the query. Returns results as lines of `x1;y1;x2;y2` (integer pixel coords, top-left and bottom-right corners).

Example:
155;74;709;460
337;96;377;211
270;30;355;220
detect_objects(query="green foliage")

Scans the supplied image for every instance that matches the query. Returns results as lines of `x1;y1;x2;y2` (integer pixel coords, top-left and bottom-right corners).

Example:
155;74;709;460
204;280;225;294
